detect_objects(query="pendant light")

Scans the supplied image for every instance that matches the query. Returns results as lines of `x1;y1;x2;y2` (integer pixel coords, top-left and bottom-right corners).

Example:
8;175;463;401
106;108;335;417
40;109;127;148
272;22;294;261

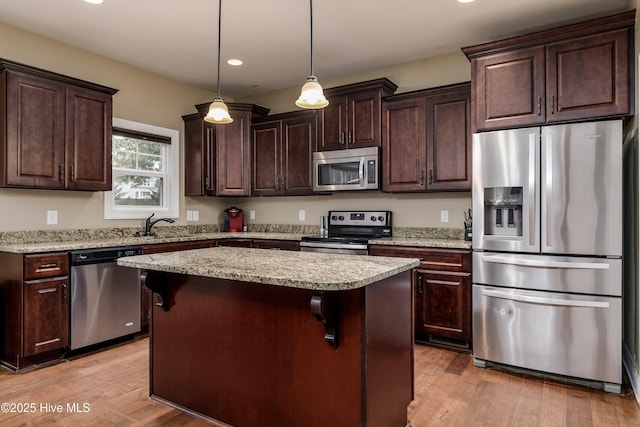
295;0;329;109
205;0;233;124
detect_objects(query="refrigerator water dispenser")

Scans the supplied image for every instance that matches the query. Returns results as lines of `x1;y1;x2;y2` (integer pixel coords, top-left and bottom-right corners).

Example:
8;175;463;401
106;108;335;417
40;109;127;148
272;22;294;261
483;187;523;237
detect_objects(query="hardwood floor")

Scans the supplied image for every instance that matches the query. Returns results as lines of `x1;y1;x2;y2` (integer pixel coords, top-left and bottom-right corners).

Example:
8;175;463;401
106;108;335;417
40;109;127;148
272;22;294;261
0;339;639;426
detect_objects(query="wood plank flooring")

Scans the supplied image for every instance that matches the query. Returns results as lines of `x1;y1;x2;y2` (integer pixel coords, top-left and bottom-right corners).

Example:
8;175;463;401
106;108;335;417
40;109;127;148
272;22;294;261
0;338;639;426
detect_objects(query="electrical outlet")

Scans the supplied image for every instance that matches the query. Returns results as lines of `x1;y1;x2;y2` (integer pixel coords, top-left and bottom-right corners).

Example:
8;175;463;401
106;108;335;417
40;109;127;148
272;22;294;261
299;210;305;221
193;210;199;221
440;210;449;223
186;210;193;221
47;210;58;225
250;210;256;220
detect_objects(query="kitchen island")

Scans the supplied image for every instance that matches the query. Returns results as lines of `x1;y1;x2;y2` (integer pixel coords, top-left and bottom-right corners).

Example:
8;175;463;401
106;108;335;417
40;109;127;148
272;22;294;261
118;247;419;427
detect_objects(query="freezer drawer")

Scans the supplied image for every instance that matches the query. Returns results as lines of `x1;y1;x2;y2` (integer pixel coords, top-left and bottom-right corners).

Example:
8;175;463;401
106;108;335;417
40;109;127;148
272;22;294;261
473;284;621;386
473;252;622;296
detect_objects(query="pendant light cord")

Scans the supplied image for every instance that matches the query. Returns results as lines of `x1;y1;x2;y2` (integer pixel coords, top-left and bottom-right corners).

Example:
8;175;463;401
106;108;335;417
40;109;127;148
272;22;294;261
217;0;222;98
309;0;314;76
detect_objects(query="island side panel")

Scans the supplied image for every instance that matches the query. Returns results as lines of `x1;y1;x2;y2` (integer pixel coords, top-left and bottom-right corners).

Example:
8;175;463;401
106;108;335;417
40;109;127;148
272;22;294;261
147;272;365;427
364;270;414;426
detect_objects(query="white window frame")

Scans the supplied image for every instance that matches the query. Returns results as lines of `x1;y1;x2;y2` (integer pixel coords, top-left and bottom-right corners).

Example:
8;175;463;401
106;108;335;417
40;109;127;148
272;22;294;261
104;118;179;219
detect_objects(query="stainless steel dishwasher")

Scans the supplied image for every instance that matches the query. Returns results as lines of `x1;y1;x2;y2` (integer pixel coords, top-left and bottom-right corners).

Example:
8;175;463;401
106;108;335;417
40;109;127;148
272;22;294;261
69;246;142;350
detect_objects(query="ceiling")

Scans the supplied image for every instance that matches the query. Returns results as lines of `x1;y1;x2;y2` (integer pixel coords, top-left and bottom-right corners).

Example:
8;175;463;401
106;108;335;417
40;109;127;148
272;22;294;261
0;0;632;99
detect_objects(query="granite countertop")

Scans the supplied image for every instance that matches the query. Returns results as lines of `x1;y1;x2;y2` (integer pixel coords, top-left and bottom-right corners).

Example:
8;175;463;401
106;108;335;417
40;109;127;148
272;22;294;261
0;227;470;253
368;237;471;249
118;246;420;291
0;232;307;254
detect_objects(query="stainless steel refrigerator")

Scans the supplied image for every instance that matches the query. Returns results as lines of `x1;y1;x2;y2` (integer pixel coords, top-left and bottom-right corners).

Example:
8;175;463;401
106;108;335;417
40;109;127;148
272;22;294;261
472;119;622;393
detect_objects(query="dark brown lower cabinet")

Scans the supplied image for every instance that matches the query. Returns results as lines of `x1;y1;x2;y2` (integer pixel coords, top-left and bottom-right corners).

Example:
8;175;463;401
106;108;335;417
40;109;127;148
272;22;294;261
369;244;472;350
24;277;69;357
0;251;70;370
414;269;470;347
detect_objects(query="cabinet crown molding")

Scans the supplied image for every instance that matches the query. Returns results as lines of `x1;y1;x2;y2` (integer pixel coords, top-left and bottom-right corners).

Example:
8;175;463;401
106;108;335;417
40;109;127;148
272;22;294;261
461;9;635;59
0;58;118;95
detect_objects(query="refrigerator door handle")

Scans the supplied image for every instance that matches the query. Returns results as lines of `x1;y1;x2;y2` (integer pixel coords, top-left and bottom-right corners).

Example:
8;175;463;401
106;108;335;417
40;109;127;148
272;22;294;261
482;254;610;270
481;288;610;308
528;134;537;247
544;132;553;248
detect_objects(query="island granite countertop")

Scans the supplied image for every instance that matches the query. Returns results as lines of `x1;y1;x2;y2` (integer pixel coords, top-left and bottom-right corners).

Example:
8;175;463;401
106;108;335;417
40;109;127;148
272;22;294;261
117;246;420;291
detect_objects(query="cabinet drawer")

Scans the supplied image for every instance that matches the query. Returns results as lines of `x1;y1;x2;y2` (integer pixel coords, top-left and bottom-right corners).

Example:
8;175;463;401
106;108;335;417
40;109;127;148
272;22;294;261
369;245;470;272
24;252;69;279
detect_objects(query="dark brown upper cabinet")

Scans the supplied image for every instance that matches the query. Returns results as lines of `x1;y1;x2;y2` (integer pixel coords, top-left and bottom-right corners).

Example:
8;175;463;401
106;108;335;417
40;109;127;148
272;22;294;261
462;10;634;132
0;59;117;190
317;78;397;151
183;102;269;197
382;82;471;192
252;110;316;196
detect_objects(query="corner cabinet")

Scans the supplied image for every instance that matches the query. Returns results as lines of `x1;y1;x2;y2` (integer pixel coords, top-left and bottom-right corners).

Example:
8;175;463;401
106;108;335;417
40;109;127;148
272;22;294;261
462;10;634;132
317;78;397;151
252;110;316;196
382;82;471;192
0;59;118;190
369;245;472;350
0;251;70;371
183;102;269;196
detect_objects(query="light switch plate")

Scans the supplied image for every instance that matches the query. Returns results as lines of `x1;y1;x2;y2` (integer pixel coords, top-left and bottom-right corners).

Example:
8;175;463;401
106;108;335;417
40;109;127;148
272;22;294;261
193;210;199;221
299;210;305;221
440;210;449;223
250;210;256;220
47;210;58;225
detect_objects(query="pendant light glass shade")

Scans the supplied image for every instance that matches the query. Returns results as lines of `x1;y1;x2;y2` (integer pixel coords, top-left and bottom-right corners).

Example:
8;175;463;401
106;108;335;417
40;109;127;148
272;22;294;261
296;76;328;109
205;97;233;124
206;0;233;124
297;0;328;110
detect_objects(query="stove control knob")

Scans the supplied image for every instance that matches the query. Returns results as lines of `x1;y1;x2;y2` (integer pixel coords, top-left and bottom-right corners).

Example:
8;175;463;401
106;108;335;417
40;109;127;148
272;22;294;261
338;215;345;221
331;215;337;221
370;216;377;222
378;216;385;222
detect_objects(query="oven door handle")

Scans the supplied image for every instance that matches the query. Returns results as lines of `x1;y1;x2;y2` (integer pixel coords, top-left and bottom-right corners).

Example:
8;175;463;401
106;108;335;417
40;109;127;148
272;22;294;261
480;288;610;308
482;254;610;270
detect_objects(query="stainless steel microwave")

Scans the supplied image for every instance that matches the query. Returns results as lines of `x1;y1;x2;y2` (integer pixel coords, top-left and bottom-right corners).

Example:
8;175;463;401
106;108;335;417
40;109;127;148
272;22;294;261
312;146;379;192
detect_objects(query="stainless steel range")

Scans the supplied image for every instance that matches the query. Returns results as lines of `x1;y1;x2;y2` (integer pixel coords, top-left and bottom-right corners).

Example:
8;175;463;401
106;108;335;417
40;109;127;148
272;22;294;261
300;210;392;254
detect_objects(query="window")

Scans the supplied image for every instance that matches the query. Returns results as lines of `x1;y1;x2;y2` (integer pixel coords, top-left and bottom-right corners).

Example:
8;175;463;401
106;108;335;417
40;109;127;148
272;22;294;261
104;118;179;219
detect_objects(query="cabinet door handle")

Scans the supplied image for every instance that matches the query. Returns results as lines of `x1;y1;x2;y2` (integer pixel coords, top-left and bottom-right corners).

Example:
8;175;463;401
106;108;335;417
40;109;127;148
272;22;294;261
69;165;75;182
551;95;555;114
537;96;542;116
37;287;58;294
59;164;64;182
205;176;211;191
63;283;67;300
419;170;425;185
340;132;345;145
348;130;352;144
417;279;423;294
428;170;433;185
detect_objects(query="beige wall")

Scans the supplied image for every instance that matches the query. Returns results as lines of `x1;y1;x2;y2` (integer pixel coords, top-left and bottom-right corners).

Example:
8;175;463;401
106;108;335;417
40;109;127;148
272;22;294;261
230;51;472;229
0;21;472;233
0;22;226;232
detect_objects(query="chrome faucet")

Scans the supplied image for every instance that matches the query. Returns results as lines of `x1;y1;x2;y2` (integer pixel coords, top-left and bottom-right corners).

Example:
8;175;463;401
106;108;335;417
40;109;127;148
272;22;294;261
139;213;175;236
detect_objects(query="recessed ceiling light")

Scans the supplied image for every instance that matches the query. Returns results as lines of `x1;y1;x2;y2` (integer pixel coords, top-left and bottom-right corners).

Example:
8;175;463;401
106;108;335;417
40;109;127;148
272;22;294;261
458;0;474;3
84;0;104;4
227;59;243;66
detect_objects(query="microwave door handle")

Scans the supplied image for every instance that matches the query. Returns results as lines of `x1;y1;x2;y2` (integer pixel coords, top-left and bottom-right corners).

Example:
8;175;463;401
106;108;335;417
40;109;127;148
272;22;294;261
359;157;365;187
